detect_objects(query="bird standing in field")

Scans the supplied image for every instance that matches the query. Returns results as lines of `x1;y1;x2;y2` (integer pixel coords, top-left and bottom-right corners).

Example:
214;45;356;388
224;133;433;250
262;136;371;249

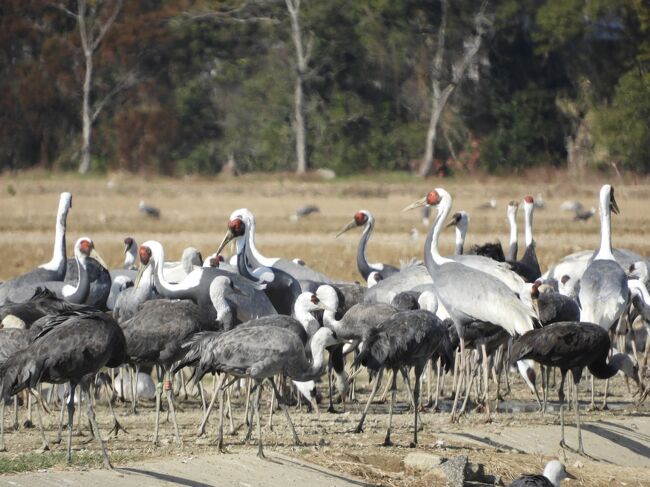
139;200;160;219
0;309;126;468
510;322;639;455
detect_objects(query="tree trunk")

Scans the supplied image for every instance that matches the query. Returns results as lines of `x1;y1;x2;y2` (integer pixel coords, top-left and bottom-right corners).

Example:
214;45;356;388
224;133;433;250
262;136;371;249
286;0;308;175
79;51;93;174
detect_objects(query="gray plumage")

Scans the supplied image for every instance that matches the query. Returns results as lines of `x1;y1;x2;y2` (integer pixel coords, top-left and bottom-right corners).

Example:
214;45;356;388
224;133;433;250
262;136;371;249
0;287;90;329
508;460;572;487
139;200;160;218
531;283;580;326
65;257;111;310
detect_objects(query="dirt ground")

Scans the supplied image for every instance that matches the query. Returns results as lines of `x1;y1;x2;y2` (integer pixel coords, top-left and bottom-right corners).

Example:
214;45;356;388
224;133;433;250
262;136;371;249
0;172;649;485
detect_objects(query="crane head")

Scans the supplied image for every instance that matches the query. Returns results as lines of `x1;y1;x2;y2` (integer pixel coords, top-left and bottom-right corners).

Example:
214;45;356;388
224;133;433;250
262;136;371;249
216;217;246;255
336;210;370;237
403;189;442;211
139;245;152;266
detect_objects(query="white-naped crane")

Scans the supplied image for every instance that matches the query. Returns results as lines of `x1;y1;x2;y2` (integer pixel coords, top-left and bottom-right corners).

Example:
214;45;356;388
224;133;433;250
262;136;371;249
0;309;127;469
216;215;303;315
219;208;332;284
139;240;276;326
508;196;542;283
404;188;540;420
507;459;574;487
336;210;399;281
0;192;72;305
2;238;107;307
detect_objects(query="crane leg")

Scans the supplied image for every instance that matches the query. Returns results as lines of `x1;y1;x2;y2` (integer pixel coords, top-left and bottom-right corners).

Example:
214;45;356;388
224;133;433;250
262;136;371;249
198;375;222;437
327;369;336;413
131;365;140;415
82;382;112;470
459;359;479;418
425;359;433;408
24;392;33;428
481;345;491;421
400;368;415;411
53;385;67;445
574;381;585;455
66;383;76;464
588;375;597;411
434;358;442;411
601;378;610;410
0;400;6;452
354;369;383;433
153;378;162;445
267;383;276;431
243;379;252;429
216;380;226;453
383;369;398;447
226;387;235;435
103;382;126;437
268;378;301;446
245;382;259;442
198;381;207;414
411;368;422;448
450;339;466;422
254;382;264;459
12;395;18;431
30;390;49;453
164;370;182;445
379;370;394;403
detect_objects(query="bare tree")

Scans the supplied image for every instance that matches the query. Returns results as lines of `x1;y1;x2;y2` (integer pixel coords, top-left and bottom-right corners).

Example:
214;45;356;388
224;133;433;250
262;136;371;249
419;0;489;177
56;0;123;174
285;0;310;174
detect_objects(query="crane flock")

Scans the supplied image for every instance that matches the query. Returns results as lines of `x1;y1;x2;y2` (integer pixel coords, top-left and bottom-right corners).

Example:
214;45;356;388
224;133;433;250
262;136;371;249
0;183;647;485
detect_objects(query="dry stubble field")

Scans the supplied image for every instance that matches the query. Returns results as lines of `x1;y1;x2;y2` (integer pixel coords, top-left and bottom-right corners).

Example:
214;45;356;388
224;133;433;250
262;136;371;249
0;172;649;486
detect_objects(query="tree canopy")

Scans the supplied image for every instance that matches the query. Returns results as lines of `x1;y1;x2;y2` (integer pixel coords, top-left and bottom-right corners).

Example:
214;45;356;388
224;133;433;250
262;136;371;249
1;0;648;175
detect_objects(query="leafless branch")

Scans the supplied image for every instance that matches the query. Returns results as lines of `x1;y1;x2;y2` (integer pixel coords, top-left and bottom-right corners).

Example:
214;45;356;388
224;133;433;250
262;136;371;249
53;2;78;19
92;0;123;51
91;71;140;122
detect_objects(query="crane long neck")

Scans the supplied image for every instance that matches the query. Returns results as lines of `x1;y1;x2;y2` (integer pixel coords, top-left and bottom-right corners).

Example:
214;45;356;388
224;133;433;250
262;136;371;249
41;200;68;274
294;301;320;338
244;216;277;268
524;203;534;248
133;265;154;302
507;209;518;261
152;248;194;300
64;255;90;304
454;225;465;255
288;334;329;382
588;352;629;380
424;195;453;276
123;250;136;270
595;198;613;261
236;237;259;282
356;219;375;279
209;288;233;330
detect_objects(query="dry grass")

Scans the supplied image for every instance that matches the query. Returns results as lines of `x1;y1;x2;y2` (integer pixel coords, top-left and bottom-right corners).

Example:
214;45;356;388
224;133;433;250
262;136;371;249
2;171;650;282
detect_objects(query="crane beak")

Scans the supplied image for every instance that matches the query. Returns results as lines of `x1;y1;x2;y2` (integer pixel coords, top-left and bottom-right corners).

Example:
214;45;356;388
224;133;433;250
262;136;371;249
610;194;620;215
565;470;577;480
133;265;147;289
89;248;109;271
123;243;129;255
445;218;458;228
403;197;427;212
216;230;235;256
336;220;357;237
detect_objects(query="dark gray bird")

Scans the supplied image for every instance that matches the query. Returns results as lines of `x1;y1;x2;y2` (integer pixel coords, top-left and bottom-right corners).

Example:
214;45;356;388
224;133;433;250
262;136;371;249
510;322;639;455
120;275;237;434
65;247;112;311
139;200;160;218
355;307;453;446
290;204;319;221
336;210;399;282
0;309;126;469
0;192;72;304
0;287;90;329
507;460;573;487
530;281;580;326
177;325;338;457
574;206;596;221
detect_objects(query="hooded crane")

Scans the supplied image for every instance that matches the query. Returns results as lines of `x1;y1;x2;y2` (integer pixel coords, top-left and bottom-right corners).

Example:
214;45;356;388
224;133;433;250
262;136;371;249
510;322;639;455
139;241;276;326
177;325;337;458
354;292;454;447
0;309;126;469
119;276;237;444
2;238;107;306
0;192;72;305
448;210;506;261
336;210;399;281
404;188;539;421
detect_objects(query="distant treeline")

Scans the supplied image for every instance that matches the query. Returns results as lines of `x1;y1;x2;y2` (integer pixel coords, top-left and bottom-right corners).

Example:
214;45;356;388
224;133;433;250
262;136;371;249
1;0;648;176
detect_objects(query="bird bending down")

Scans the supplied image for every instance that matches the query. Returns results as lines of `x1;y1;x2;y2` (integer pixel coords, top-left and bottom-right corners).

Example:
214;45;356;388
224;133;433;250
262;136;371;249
510;322;639;456
177;326;337;457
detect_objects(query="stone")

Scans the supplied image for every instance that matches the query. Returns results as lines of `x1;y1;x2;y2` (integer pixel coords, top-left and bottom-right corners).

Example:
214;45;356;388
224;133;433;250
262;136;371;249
439;455;468;487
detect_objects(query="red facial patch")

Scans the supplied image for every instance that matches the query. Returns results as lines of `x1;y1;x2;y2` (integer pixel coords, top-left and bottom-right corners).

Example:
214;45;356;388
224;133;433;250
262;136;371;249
228;218;245;237
354;211;368;225
209;257;219;267
216;255;225;262
426;190;441;206
79;239;92;255
139;245;152;265
524;195;534;204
